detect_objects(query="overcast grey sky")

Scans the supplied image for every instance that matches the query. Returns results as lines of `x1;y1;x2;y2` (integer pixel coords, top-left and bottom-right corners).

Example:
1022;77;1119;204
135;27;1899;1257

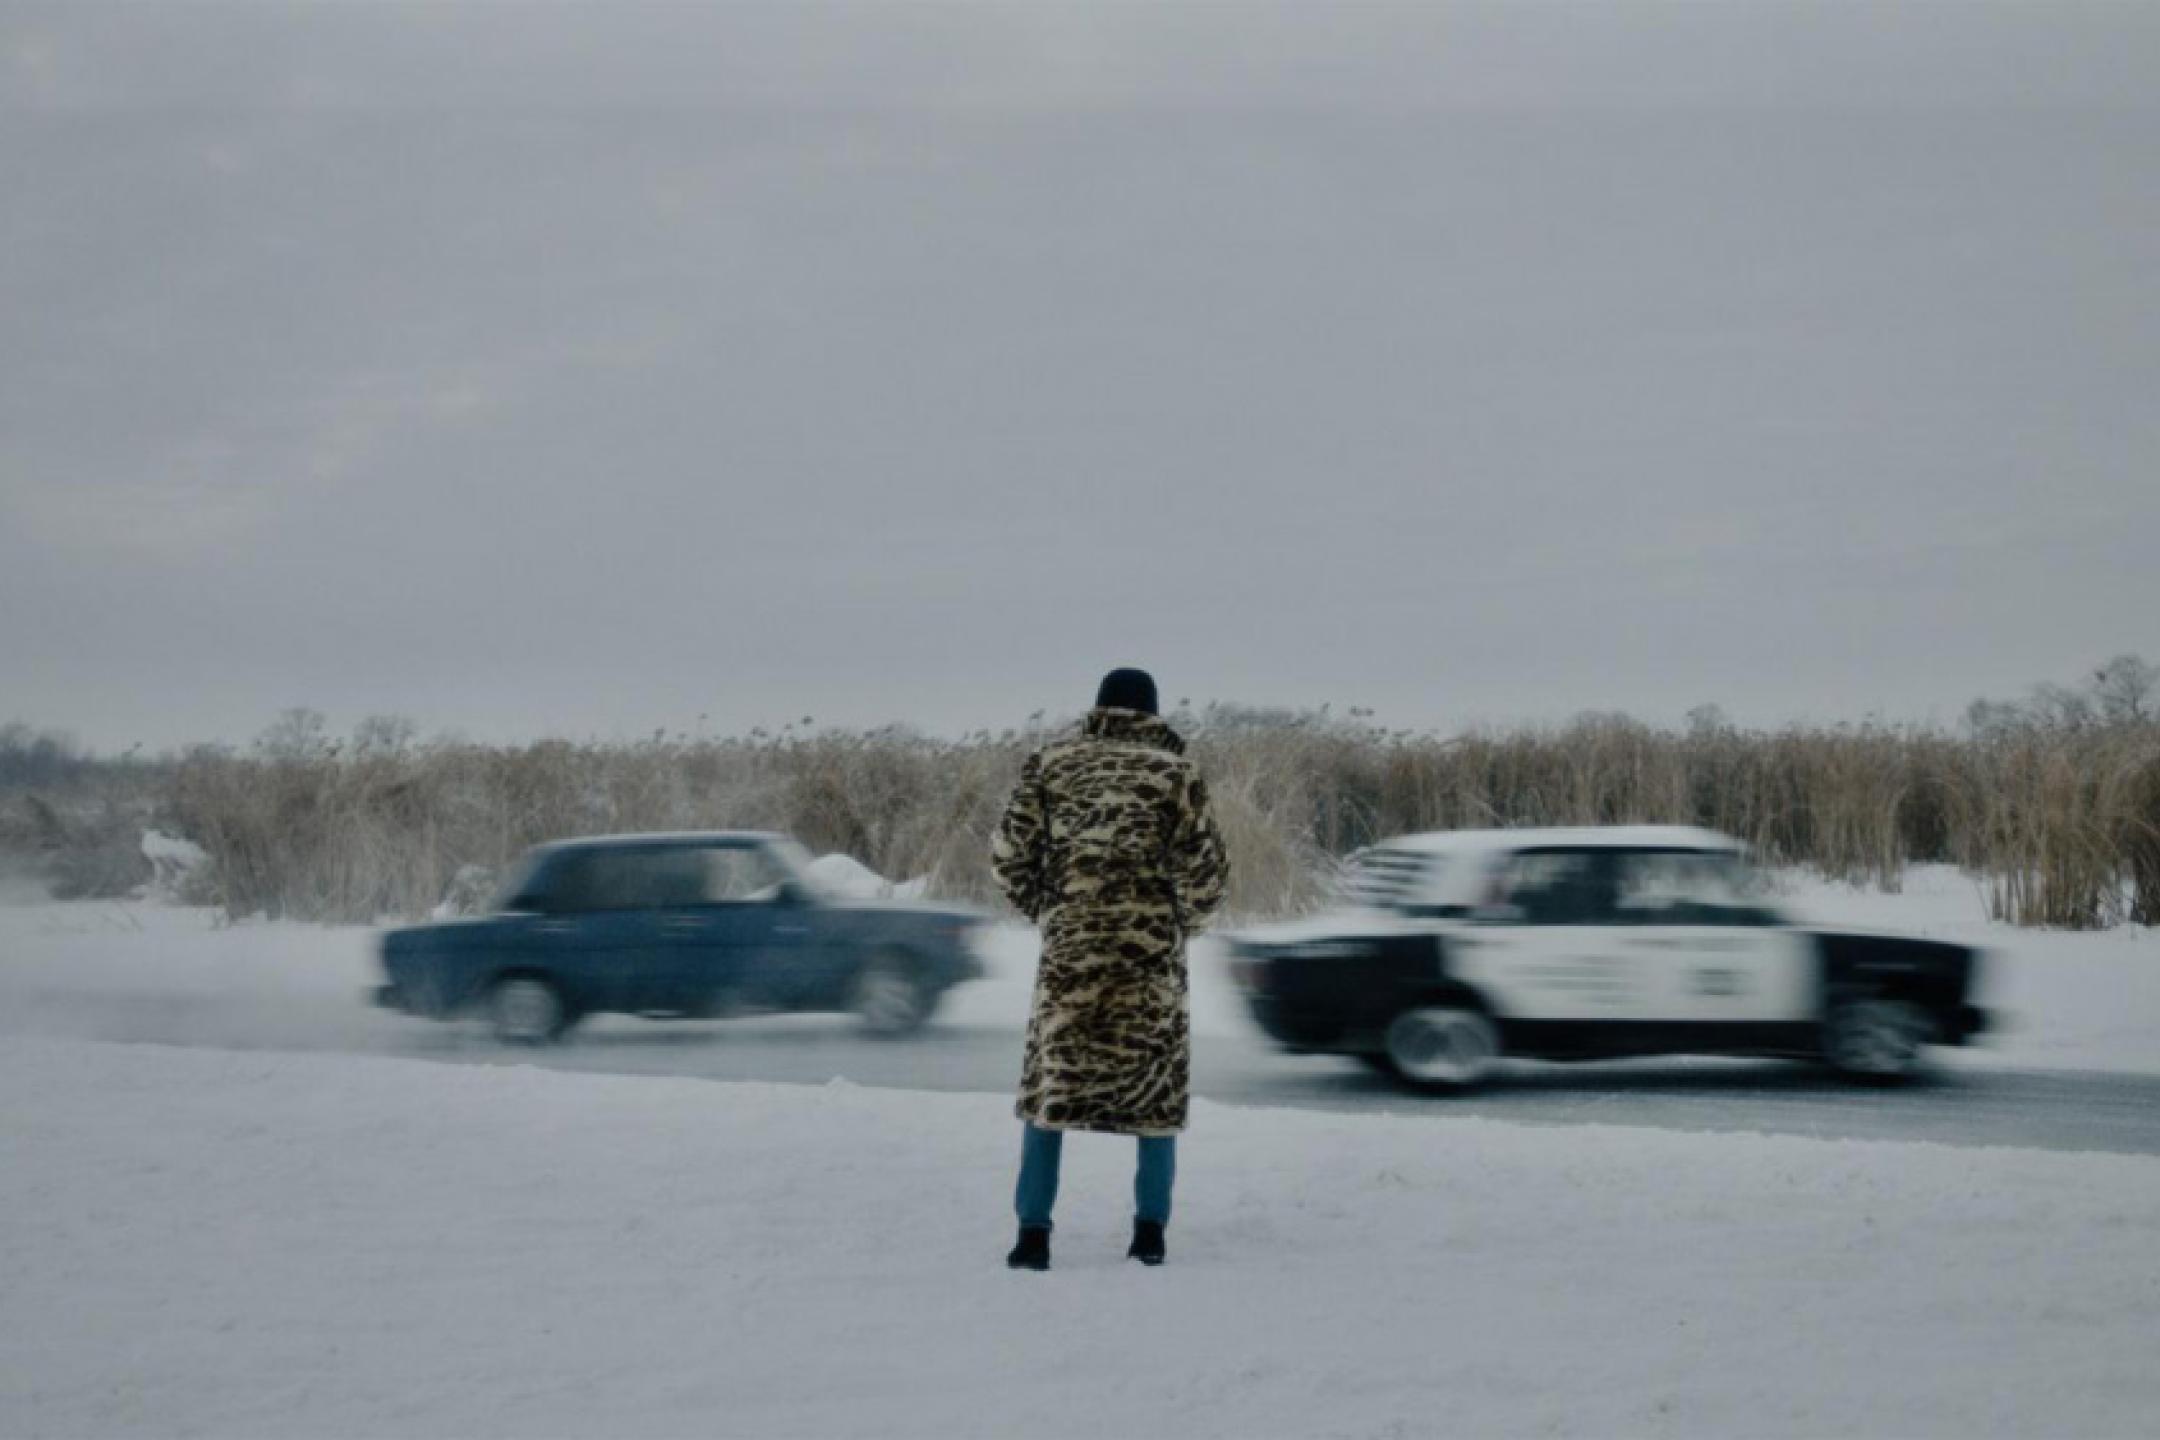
4;1;2157;751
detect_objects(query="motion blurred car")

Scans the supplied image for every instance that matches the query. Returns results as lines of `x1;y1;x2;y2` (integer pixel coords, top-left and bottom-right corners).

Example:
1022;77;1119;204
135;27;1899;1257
1227;826;1987;1089
375;832;983;1042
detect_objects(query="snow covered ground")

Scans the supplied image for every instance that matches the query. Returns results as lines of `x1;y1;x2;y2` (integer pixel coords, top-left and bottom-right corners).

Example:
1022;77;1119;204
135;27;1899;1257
3;1035;2156;1439
1;872;2157;1435
0;865;2151;1073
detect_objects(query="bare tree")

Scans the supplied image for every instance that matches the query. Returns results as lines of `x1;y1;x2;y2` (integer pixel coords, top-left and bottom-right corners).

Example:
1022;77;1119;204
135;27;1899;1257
352;714;419;757
2027;683;2098;732
2091;654;2156;724
255;708;332;762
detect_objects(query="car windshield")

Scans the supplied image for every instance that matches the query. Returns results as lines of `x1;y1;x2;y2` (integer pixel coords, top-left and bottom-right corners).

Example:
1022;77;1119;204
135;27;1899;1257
760;838;825;900
489;852;547;912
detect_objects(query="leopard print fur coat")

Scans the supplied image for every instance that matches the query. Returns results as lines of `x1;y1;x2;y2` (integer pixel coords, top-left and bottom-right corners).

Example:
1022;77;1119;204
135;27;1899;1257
991;707;1229;1136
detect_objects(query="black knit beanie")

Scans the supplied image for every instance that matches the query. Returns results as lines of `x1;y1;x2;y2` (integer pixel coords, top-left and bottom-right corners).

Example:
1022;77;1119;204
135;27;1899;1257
1095;668;1159;716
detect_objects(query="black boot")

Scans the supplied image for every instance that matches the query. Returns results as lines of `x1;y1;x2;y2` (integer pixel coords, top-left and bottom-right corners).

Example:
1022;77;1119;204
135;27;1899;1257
1127;1219;1166;1266
1006;1225;1050;1271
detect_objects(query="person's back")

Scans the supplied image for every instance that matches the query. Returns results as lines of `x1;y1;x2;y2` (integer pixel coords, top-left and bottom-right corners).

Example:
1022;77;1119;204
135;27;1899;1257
991;668;1228;1271
998;706;1223;926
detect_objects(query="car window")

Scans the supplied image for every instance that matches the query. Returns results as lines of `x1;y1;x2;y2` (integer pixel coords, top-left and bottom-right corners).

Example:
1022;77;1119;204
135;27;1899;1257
763;837;823;897
492;852;547;911
644;849;714;907
693;846;790;903
1612;850;1768;926
545;849;692;912
1496;849;1619;925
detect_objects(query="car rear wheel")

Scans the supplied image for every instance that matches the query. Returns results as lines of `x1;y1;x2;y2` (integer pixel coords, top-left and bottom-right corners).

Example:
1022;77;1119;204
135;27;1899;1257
852;954;935;1037
1381;1006;1502;1091
1823;997;1933;1081
488;976;569;1045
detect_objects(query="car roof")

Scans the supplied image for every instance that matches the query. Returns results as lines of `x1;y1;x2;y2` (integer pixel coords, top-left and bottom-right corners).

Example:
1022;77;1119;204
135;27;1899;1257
532;830;789;852
1372;825;1745;857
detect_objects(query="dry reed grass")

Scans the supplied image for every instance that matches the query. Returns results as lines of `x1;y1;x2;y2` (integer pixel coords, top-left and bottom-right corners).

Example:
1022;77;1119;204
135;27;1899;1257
121;706;2160;929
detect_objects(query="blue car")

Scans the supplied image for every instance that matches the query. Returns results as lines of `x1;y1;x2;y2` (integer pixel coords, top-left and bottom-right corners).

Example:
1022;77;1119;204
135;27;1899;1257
375;832;984;1042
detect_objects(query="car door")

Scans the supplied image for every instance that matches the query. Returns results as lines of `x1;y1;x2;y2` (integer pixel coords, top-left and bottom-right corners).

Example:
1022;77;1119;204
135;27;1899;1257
510;848;668;1014
643;843;822;1014
723;844;836;1010
607;846;743;1013
1607;850;1814;1025
1452;848;1661;1021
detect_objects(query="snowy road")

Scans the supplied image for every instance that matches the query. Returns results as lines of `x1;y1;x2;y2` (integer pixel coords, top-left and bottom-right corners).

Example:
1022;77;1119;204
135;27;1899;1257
22;971;2160;1155
373;1018;2160;1158
7;878;2159;1158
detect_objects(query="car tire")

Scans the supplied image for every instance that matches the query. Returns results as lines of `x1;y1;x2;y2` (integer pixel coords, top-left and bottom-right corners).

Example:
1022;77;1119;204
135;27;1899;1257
488;976;570;1045
1822;996;1933;1082
851;953;936;1037
1380;1005;1502;1092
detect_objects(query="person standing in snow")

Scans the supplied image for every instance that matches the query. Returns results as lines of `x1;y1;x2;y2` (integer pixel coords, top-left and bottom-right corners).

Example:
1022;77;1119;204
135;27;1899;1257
990;668;1229;1270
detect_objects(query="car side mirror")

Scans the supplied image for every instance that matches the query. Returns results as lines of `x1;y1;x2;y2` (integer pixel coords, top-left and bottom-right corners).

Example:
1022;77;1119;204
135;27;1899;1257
506;891;555;915
772;879;811;907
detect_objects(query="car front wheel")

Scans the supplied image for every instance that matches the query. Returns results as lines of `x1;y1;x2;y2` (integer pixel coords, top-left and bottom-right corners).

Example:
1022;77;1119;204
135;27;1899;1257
488;976;569;1045
1381;1006;1502;1091
852;954;935;1037
1823;997;1933;1081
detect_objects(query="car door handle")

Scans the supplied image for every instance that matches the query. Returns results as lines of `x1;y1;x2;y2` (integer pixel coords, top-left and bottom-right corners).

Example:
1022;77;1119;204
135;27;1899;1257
531;921;577;937
663;917;713;932
774;924;809;937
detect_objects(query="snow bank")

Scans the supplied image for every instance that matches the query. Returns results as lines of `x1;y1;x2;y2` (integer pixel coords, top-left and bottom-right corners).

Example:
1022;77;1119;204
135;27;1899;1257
137;828;208;897
805;851;892;899
804;853;932;903
2;1038;2154;1440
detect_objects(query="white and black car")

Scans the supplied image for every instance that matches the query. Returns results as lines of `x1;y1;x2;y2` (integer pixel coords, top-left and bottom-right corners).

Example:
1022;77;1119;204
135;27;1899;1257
1227;827;1988;1089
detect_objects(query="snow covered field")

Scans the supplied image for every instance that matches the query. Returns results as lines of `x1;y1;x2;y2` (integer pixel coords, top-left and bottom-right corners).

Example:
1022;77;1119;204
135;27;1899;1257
3;1036;2156;1439
3;870;2157;1436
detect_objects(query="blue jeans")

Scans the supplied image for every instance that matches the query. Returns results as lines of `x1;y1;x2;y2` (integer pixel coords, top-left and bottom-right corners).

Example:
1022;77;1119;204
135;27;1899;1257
1014;1123;1175;1230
